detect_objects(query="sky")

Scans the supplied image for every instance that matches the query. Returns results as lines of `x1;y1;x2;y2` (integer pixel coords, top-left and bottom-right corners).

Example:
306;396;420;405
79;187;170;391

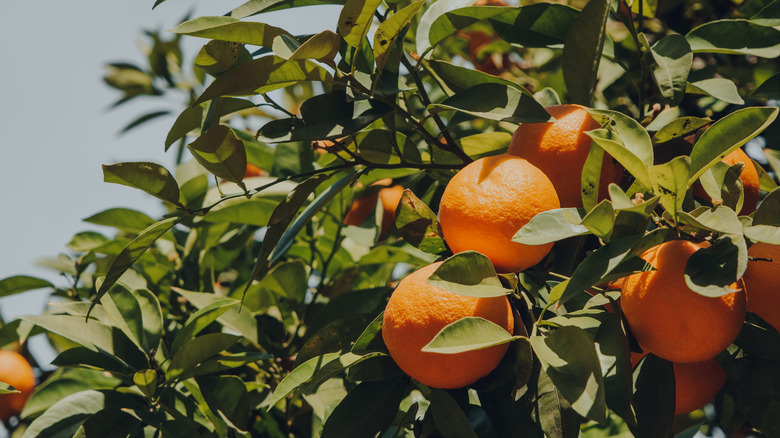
0;1;340;362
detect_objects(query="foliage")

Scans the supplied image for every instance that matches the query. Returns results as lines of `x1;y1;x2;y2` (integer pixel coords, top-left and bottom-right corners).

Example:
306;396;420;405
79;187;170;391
4;0;780;436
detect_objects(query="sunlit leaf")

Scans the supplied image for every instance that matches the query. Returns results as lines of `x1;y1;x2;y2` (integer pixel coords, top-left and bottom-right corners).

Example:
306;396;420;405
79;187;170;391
513;208;590;245
422;317;517;353
687;78;744;105
428;251;512;298
339;0;382;47
428;83;551;124
686;19;780;58
650;34;692;106
103;162;181;206
169;16;292;47
395;189;447;254
0;276;53;298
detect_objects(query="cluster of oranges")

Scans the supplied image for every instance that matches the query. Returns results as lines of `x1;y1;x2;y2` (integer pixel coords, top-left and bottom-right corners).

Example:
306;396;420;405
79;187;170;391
340;104;780;416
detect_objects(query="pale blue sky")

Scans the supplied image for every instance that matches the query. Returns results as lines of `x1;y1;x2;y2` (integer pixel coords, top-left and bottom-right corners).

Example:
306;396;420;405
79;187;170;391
0;1;339;359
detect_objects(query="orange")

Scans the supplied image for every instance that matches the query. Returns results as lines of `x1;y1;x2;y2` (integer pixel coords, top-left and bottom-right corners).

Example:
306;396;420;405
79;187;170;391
438;154;560;273
382;262;514;389
630;353;726;415
244;163;266;178
344;179;403;238
742;242;780;332
620;240;746;363
0;350;36;421
507;104;622;207
673;358;727;415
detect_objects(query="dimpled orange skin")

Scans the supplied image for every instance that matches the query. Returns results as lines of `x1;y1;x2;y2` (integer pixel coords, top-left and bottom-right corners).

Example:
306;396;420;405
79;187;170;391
620;240;746;363
438;154;560;273
0;350;36;421
382;262;514;389
507;104;622;208
742;242;780;332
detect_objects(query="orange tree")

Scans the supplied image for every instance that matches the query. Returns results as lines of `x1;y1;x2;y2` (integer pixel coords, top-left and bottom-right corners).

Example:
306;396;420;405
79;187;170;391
3;0;780;436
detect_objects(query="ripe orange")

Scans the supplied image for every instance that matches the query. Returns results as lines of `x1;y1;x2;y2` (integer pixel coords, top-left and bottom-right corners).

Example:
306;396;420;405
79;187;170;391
244;163;266;178
620;240;746;363
630;353;727;415
673;358;727;415
689;144;759;215
382;262;514;389
343;179;403;238
742;242;780;332
0;350;36;421
507;104;622;207
438;154;560;273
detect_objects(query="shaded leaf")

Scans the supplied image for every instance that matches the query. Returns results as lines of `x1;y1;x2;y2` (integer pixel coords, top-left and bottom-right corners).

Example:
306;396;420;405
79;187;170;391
562;0;609;105
166;333;241;381
188;124;247;184
169;16;292;47
416;0;477;56
103;162;181;205
650;34;692;106
395;189;448;254
429;388;480;438
686;19;780;58
428;83;552;124
490;3;579;48
321;378;407;438
684;234;747;297
374;1;424;72
290;31;341;62
339;0;382;48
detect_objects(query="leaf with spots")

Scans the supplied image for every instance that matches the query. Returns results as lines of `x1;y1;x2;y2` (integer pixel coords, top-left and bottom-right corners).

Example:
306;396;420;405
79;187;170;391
374;1;424;72
339;0;383;48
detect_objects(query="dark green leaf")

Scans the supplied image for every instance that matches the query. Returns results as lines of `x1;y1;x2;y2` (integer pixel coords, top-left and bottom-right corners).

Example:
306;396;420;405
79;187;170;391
562;0;609;105
188;124;248;184
752;72;780;99
490;3;580;48
166;333;241;381
174;289;259;346
295;314;374;366
429;388;480;438
428;251;512;298
21;371;122;420
422;317;517;354
427;59;530;94
684;234;747;297
321;379;407;438
170;300;238;354
630;355;675;438
83;208;156;234
93;217;179;313
686;19;780;58
0;275;53;298
428;83;551;124
103;162;181;205
120;110;170;134
203;197;278;226
264;352;342;409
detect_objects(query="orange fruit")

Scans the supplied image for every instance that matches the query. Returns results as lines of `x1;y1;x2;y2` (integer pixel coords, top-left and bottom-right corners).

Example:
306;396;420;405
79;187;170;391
438;154;560;273
382;262;514;389
507;104;622;208
344;179;403;238
620;240;746;363
630;353;726;415
673;358;727;415
0;350;36;421
244;163;266;178
742;242;780;332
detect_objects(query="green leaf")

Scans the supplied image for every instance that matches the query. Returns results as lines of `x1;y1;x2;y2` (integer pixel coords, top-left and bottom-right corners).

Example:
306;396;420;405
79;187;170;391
290;31;341;62
429;388;480;438
102;162;181;205
321;378;408;438
196;375;251;429
188;124;247;184
21;314;147;371
530;326;607;422
752;187;780;226
169;16;292;47
0;275;53;298
265;352;342;409
580;200;615;240
490;3;579;48
684;234;747;297
427;5;510;49
421;316;517;354
588;128;652;189
101;285;154;354
428;251;512;298
686;19;780;58
21;390;145;438
195;55;332;104
416;0;476;56
562;0;609;106
0;383;17;395
688;106;778;185
195;40;252;76
752;72;780;99
165;98;257;150
630;355;675;438
166;333;241;381
93;217;179;314
428;83;552;124
351;312;386;355
395;188;448;254
203;197;279;227
651;116;712;143
134;369;157;399
744;224;780;245
374;1;424;72
83;208;155;234
513;208;590;245
687;78;744;105
174;289;259;346
171;300;238;354
120;110;171;134
678;206;744;235
242;173;331;293
21;371;122;420
650;155;690;219
338;0;382;47
257;92;392;142
296;314;375;366
650;34;692;106
426;59;531;94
